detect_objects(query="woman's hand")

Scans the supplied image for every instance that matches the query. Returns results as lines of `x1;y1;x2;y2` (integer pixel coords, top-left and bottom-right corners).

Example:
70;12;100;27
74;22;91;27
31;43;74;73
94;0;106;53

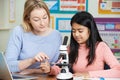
34;52;49;62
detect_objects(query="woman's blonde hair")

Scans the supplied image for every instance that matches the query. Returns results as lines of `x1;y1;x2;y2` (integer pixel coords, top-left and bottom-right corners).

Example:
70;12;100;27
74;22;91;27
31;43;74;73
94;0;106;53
22;0;50;32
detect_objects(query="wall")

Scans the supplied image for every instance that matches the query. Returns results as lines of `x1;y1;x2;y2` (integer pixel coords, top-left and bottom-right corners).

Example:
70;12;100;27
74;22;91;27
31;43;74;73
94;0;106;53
0;0;5;27
88;0;120;18
0;0;25;52
0;0;7;52
0;29;11;52
0;0;120;52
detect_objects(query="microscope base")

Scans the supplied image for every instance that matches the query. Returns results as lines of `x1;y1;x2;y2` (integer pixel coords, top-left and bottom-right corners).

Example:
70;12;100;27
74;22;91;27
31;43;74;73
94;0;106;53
56;72;73;80
57;78;73;80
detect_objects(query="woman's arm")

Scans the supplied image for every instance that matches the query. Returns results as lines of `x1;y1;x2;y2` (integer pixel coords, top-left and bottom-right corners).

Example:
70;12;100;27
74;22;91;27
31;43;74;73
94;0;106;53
19;59;51;75
5;26;24;72
19;58;36;71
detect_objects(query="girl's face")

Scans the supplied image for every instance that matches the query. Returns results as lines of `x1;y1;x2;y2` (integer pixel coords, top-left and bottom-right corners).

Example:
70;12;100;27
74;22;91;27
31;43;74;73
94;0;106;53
72;23;90;45
29;8;49;34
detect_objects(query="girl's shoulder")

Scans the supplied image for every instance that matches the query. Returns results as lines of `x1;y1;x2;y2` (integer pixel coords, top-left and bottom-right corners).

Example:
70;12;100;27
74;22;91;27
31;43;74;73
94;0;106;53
98;41;108;46
96;41;109;49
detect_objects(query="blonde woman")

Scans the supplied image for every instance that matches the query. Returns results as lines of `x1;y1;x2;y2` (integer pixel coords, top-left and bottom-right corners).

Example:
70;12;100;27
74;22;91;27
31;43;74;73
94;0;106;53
5;0;62;74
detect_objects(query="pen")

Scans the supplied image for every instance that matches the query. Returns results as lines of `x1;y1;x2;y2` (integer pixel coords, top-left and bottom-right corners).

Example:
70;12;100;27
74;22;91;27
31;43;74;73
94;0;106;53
100;77;105;80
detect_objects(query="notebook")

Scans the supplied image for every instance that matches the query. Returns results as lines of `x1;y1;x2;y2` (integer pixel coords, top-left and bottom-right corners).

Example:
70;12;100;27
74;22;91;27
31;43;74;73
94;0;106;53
0;52;38;80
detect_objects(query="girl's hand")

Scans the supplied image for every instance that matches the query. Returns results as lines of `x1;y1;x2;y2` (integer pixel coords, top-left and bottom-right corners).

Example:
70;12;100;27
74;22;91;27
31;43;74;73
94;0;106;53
34;52;49;62
73;72;90;78
40;60;50;73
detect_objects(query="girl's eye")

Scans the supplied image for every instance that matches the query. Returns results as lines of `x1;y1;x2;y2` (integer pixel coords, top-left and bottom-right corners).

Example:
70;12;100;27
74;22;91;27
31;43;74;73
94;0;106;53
79;30;83;33
72;30;75;33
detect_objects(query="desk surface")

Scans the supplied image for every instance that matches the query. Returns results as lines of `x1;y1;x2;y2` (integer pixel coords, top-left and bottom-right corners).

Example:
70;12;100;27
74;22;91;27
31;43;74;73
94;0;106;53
20;74;56;80
35;74;56;80
22;74;120;80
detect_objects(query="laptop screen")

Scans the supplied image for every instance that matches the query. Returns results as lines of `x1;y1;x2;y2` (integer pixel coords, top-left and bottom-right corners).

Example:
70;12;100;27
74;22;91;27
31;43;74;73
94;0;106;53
0;52;13;80
0;52;38;80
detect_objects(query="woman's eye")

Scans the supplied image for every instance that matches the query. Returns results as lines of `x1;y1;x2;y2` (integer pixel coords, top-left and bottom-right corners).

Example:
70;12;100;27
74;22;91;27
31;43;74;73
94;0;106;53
32;18;39;21
43;16;47;19
33;20;39;21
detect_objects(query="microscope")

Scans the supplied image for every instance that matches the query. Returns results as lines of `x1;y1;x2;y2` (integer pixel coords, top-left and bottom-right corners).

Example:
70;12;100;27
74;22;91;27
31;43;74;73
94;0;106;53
56;36;73;80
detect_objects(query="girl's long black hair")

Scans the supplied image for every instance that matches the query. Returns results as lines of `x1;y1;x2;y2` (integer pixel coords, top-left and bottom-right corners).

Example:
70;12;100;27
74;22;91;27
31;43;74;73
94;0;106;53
69;11;103;67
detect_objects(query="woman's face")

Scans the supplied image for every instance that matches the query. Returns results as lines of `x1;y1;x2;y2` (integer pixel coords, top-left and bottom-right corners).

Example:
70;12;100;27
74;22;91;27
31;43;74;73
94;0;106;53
29;8;49;34
72;23;90;44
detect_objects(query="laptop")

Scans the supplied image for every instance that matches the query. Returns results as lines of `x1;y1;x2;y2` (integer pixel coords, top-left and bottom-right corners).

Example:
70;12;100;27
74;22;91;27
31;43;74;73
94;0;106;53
0;52;38;80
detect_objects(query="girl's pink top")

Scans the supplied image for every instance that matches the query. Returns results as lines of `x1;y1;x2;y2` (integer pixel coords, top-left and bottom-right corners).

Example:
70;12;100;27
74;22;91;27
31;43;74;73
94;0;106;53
50;42;120;78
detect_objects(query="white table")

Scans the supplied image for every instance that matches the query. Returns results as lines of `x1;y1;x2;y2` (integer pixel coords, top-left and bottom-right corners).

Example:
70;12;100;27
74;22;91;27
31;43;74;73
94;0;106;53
74;77;120;80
